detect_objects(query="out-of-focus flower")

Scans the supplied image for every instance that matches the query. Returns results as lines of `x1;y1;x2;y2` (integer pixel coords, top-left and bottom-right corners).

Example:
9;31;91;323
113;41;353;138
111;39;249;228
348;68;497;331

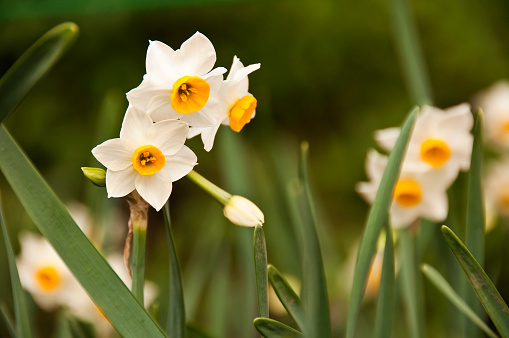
484;157;509;231
474;81;509;149
375;104;473;183
92;106;197;211
188;56;260;151
16;233;81;311
356;150;450;228
223;195;264;227
126;32;226;129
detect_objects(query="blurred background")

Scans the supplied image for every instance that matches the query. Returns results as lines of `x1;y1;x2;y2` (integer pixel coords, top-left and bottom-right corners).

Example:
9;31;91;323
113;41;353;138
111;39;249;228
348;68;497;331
1;0;509;336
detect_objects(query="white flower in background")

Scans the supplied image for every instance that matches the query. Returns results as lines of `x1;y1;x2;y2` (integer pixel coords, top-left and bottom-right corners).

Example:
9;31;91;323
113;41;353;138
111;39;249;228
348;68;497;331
484;157;509;231
126;32;226;129
188;56;260;151
92;106;197;211
223;195;264;227
375;104;473;183
474;81;509;149
356;150;450;228
16;233;81;311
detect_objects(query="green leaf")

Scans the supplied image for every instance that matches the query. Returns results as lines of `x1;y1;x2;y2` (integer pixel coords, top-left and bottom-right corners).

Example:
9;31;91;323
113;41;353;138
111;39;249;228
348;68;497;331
442;225;509;337
186;323;214;338
267;264;305;331
0;193;32;338
346;106;418;338
0;126;165;338
253;318;303;338
163;203;186;338
0;22;78;123
298;142;331;338
374;224;395;338
422;264;497;338
254;225;269;318
0;303;17;338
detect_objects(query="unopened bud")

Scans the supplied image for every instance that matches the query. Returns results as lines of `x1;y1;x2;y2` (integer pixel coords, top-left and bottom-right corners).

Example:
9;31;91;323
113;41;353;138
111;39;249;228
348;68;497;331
223;195;264;227
81;167;106;187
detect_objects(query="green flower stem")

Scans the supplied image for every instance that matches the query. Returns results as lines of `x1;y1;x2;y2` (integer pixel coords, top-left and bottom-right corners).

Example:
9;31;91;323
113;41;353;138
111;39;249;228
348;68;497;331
126;191;149;304
186;170;232;206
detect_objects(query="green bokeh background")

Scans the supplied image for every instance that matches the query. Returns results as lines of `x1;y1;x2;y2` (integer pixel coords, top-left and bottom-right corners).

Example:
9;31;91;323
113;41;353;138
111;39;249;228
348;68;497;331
1;0;509;336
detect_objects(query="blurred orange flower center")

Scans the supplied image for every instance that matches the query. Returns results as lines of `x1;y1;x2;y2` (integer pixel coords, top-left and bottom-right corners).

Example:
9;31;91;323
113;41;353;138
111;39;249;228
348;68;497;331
420;139;451;168
36;266;60;291
132;145;165;175
393;179;422;207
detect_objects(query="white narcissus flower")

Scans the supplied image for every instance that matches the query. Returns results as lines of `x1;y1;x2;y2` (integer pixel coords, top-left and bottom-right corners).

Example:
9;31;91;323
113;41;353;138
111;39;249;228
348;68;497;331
126;32;226;129
484;157;509;231
474;81;509;149
92;106;197;211
223;195;264;227
188;56;260;151
16;233;82;311
375;104;473;183
356;150;450;228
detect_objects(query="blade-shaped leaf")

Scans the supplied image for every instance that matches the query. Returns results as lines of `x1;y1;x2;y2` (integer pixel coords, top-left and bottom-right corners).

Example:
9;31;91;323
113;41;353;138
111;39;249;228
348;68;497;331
254;225;269;318
0;126;165;337
442;225;509;337
268;264;305;331
0;303;16;338
0;193;32;337
254;318;303;338
422;264;497;338
0;22;78;123
346;107;418;338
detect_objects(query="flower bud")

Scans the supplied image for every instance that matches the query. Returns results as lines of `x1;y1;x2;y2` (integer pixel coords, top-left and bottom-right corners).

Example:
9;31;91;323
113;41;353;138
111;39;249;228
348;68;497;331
223;195;264;227
81;167;106;187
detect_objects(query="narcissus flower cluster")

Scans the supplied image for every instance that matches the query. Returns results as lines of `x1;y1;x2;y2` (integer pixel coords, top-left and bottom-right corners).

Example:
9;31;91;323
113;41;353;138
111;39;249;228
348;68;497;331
357;104;474;228
92;32;261;212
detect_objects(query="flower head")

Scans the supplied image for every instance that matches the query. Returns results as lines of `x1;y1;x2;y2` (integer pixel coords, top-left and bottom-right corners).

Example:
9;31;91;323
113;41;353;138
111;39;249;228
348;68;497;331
126;32;227;129
474;81;509;149
223;195;264;227
188;56;260;151
92;106;197;211
484;157;509;230
375;104;473;183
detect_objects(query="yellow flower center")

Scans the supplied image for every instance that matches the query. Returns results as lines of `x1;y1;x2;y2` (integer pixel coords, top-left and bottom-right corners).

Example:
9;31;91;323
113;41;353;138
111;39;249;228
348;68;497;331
420;139;451;168
36;266;60;291
393;179;422;207
229;96;257;132
170;76;210;114
132;145;165;176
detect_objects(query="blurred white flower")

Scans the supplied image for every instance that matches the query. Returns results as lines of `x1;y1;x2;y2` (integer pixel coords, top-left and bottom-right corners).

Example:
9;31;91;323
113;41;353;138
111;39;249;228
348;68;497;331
92;106;197;211
223;195;264;227
484;157;509;231
188;56;260;151
356;150;450;228
16;233;81;311
375;104;473;183
126;32;226;129
474;81;509;149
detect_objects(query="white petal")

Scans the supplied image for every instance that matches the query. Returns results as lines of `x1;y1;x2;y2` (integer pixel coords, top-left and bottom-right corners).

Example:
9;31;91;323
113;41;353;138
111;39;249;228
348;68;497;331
165;146;198;181
92;138;132;171
135;173;173;211
146;40;180;83
421;189;448;222
201;124;221;152
203;67;227;80
390;203;420;228
223;195;264;227
106;167;137;198
179;100;221;128
440;103;473;132
126;75;170;111
120;106;153;146
374;127;400;152
172;32;217;75
147;119;189;155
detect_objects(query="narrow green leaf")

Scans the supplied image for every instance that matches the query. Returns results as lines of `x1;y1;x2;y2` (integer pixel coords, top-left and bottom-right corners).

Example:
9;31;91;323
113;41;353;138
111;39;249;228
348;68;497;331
0;22;78;123
299;142;331;338
163;203;186;338
254;225;269;318
442;225;509;337
346;107;418;338
131;225;147;304
0;303;17;338
253;318;303;338
462;110;485;337
0;193;32;338
374;224;395;338
186;324;214;338
267;264;305;331
422;264;498;338
0;126;165;337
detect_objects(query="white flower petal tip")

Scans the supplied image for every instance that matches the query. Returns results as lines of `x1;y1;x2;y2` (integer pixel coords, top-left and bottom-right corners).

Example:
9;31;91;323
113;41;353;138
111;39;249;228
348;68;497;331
223;195;264;227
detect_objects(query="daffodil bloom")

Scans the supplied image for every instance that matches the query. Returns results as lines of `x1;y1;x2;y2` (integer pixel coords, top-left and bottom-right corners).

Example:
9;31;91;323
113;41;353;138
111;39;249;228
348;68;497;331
484;157;509;231
224;195;264;227
16;233;82;311
126;32;226;129
356;150;450;228
375;104;473;183
474;81;509;149
92;106;197;211
188;56;260;151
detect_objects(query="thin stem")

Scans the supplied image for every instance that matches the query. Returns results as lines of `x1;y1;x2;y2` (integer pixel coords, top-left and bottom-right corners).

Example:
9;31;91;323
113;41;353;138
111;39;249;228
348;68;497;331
186;170;232;206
